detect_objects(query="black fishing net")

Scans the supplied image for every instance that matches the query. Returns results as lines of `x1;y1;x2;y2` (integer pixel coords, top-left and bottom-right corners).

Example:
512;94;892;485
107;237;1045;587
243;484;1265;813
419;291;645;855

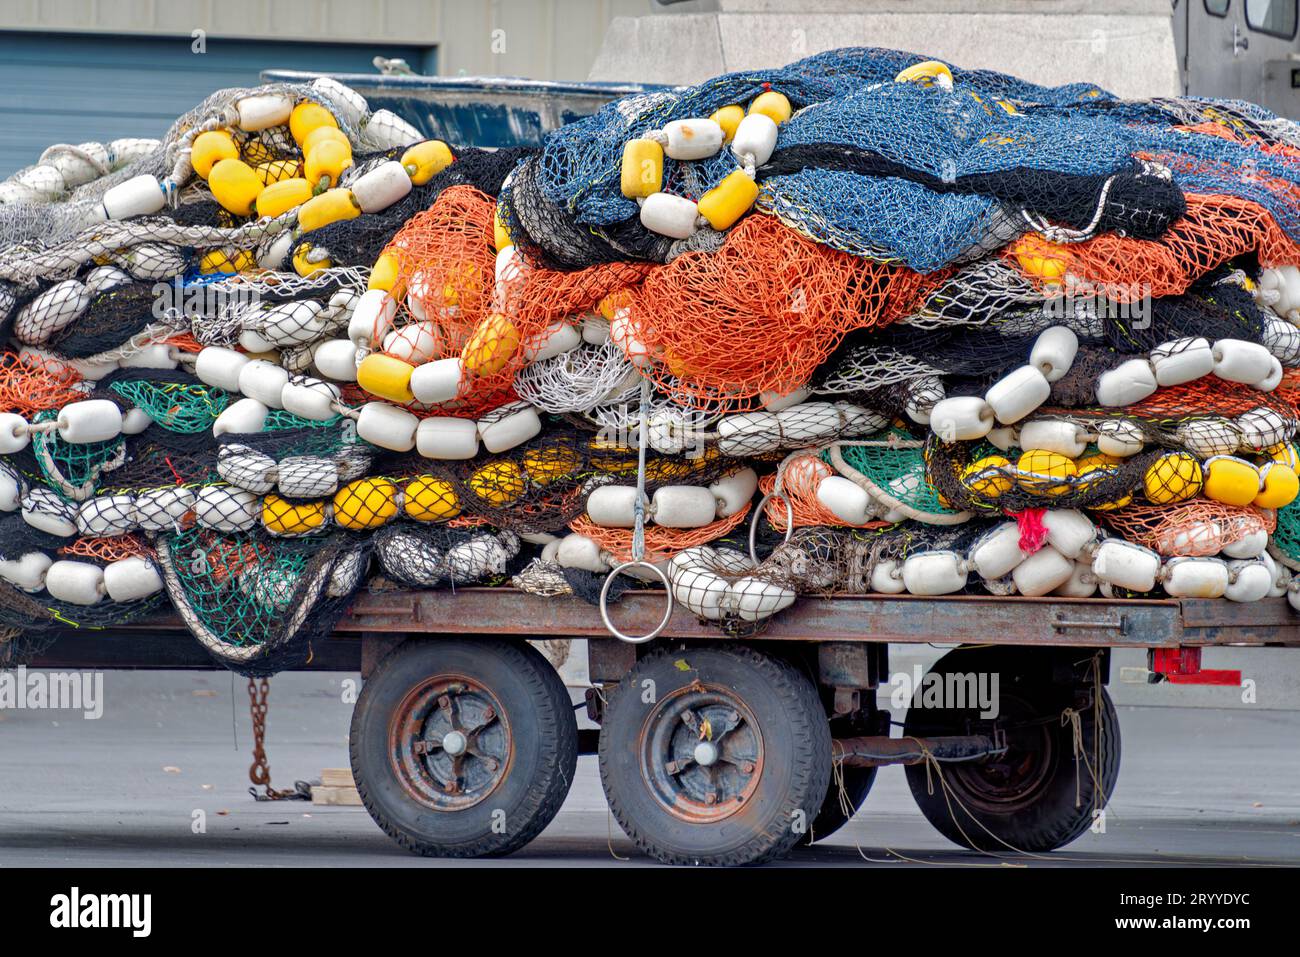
297;146;532;267
373;523;521;588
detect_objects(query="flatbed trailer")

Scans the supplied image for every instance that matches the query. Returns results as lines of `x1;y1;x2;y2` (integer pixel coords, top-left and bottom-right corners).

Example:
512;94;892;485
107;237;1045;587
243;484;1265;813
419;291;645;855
27;591;1300;865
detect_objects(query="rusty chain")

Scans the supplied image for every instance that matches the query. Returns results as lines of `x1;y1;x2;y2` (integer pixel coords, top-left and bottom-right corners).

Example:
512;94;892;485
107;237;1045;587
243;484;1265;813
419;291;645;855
247;677;311;801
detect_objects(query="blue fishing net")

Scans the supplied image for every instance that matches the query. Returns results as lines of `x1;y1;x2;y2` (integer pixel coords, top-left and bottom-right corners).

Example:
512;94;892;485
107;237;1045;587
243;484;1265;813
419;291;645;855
519;45;1296;274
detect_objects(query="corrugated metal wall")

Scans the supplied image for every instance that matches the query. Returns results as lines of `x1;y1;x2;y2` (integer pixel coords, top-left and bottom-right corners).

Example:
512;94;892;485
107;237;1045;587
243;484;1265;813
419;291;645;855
0;32;431;176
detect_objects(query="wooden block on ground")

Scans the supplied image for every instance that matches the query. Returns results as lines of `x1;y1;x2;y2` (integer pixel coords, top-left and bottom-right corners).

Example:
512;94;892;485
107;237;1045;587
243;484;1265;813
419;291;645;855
312;784;362;806
320;767;355;788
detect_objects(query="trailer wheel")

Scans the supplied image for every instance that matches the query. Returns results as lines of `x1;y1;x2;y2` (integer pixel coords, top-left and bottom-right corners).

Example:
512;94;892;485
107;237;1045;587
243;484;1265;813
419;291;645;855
598;645;831;866
903;650;1120;853
350;637;578;858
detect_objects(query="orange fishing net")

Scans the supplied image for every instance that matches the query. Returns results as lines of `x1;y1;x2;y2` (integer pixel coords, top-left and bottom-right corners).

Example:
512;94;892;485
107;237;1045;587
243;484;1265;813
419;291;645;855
377;185;650;418
0;351;84;417
626;213;939;409
60;534;155;562
569;505;751;564
205;538;271;586
1124;376;1298;423
1042;375;1298;428
1006;193;1300;302
1100;500;1275;557
758;456;889;531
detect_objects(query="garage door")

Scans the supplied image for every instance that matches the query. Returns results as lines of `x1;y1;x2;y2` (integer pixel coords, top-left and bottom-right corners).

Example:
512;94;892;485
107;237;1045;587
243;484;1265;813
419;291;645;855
0;32;433;177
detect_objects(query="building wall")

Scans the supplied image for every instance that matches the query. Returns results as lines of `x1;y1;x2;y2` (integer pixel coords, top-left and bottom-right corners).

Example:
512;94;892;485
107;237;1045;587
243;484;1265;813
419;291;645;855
0;0;716;80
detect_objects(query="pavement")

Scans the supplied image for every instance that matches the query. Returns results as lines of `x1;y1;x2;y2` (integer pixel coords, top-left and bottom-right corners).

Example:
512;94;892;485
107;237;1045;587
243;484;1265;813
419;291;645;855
0;669;1298;868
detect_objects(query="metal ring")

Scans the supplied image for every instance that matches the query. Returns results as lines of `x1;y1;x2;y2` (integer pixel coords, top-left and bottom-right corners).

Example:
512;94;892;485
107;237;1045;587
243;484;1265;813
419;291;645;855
599;560;675;645
749;490;794;567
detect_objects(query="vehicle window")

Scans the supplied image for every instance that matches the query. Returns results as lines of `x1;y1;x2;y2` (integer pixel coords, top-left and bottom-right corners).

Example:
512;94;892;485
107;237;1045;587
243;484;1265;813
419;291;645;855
1204;0;1230;15
1245;0;1298;37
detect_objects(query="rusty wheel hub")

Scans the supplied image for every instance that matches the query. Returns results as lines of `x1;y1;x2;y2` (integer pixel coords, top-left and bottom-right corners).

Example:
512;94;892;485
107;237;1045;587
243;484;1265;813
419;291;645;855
639;685;763;823
943;695;1054;814
390;675;512;811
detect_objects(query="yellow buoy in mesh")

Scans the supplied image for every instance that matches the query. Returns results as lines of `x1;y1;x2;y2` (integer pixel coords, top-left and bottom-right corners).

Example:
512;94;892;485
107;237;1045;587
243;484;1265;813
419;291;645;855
401;140;454;185
333;478;399;530
894;60;954;89
1011;234;1070;285
1143;452;1203;505
524;445;583;486
192;130;239;180
357;353;416;404
1267;442;1300;470
441;261;483;310
208;158;264;216
255;159;303;185
646;444;720;483
1016;449;1077;497
959;454;1013;498
403;476;462;522
1075;449;1122;472
255;177;314;219
289;101;338;146
589;436;636;474
368;251;403;294
199;248;254;274
298;188;359;233
468;461;525;506
240;136;275;166
462;312;520;377
293;243;331;277
262;495;328;536
1255;462;1299;508
697;169;759;231
493;206;513;251
1202;455;1262;507
710;104;745;143
748;90;792;123
1077;464;1132;511
598;291;632;322
619;138;664;199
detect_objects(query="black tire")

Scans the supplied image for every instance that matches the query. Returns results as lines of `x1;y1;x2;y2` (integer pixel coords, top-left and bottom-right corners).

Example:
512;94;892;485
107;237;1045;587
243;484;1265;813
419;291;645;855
802;765;877;845
903;648;1120;853
350;637;578;858
598;645;831;866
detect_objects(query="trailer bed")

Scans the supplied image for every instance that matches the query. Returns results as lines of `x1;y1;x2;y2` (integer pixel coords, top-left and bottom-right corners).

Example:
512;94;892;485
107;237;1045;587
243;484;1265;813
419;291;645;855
27;591;1300;673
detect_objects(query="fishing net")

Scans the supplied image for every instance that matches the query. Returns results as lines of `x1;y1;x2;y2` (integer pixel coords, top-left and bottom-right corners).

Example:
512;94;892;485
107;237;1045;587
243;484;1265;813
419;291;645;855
1099;500;1274;558
571;505;750;565
296;146;531;268
1006;194;1300;301
4;51;1300;662
626;214;938;408
1041;377;1299;453
154;527;370;675
919;439;1158;515
758;455;883;531
833;432;969;522
1270;501;1300;569
374;185;650;417
373;524;520;588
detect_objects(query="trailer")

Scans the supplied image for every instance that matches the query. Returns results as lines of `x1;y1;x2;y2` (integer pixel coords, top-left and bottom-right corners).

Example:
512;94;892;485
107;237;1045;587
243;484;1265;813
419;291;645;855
28;591;1299;865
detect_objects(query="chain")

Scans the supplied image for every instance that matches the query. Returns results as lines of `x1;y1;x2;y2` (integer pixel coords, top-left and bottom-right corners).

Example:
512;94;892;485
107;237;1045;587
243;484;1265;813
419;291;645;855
247;677;311;801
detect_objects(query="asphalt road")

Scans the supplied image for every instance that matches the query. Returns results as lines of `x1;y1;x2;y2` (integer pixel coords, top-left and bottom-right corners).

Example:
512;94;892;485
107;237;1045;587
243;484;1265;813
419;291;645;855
1;670;1298;867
